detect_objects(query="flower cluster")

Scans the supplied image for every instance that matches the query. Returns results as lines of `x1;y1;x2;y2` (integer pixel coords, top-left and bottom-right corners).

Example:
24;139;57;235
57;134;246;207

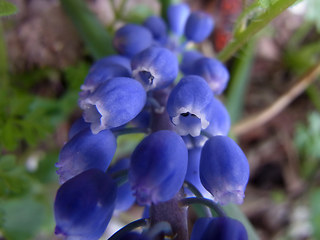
53;3;249;240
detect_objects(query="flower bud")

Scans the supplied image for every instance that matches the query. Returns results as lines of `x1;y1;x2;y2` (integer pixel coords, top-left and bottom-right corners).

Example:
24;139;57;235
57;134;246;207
200;136;249;205
56;128;117;184
167;3;190;36
143;16;168;45
113;24;153;58
54;169;117;240
192;57;229;94
185;11;214;43
129;130;188;205
190;217;248;240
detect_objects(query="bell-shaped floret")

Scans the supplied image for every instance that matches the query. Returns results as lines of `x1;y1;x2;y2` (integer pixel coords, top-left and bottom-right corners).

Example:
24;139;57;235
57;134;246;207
129;130;188;205
167;75;214;137
108;158;135;212
79;77;146;134
143;16;168;45
180;50;203;75
68;117;90;140
54;169;117;240
190;217;248;240
113;24;153;58
132;46;178;91
200;136;249;205
186;97;230;148
185;148;211;198
80;64;131;95
192;57;229;94
167;3;190;36
56;128;117;184
89;55;131;72
185;11;214;43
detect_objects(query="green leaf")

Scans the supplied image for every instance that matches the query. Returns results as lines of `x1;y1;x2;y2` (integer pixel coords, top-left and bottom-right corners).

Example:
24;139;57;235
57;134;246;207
218;0;299;62
258;0;271;8
0;155;30;198
0;0;17;17
227;41;256;124
1;196;46;240
310;189;320;239
60;0;115;60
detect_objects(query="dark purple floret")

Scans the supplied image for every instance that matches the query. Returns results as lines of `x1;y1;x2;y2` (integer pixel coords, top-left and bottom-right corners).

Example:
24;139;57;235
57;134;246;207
54;169;117;240
191;217;248;240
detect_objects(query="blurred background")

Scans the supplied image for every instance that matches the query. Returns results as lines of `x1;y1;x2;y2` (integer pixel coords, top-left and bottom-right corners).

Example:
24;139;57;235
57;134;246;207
0;0;320;239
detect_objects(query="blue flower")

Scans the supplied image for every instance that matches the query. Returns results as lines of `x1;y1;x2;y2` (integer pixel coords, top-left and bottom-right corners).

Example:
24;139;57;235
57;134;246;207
68;117;90;140
167;3;190;36
108;158;136;212
167;75;214;137
192;57;229;94
185;96;230;148
129;130;188;205
185;148;211;198
79;77;146;134
131;46;178;91
56;128;117;184
185;11;214;43
89;55;131;72
113;24;153;58
180;50;203;75
200;136;249;205
143;16;168;45
80;64;131;95
54;169;117;240
190;217;248;240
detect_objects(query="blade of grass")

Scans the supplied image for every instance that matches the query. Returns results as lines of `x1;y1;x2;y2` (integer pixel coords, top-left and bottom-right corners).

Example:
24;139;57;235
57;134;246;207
227;40;256;124
218;0;299;62
0;22;8;88
60;0;115;60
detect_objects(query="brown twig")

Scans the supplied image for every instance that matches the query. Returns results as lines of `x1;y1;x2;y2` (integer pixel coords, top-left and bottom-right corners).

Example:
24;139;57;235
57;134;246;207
231;62;320;137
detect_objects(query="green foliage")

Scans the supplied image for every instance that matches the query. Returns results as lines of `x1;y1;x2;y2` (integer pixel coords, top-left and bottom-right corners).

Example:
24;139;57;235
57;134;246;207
294;111;320;178
0;155;30;198
60;0;115;60
218;0;300;62
310;189;320;239
0;0;17;17
0;62;89;151
1;196;47;240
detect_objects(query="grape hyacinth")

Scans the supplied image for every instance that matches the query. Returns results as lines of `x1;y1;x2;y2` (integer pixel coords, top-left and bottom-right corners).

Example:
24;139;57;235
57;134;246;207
53;2;252;240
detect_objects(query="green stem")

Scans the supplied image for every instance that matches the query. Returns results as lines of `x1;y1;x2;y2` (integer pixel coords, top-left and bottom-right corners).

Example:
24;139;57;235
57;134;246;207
180;197;226;217
218;0;298;62
112;127;149;137
108;218;149;240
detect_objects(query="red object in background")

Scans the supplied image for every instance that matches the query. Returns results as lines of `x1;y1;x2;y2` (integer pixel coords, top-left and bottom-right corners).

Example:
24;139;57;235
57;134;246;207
212;0;242;52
